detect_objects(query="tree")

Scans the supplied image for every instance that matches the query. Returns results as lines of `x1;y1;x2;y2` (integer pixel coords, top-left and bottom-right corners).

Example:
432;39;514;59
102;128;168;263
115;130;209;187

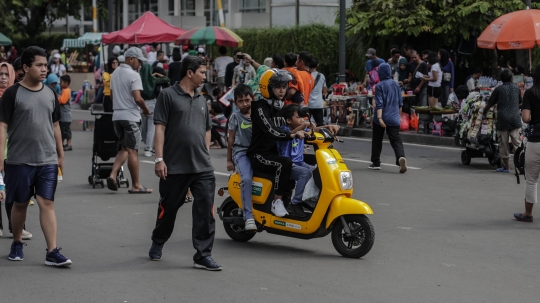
0;0;108;38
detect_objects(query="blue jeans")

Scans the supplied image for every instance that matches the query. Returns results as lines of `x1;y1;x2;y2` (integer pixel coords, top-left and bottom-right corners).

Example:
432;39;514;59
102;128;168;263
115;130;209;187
290;162;315;205
233;152;253;220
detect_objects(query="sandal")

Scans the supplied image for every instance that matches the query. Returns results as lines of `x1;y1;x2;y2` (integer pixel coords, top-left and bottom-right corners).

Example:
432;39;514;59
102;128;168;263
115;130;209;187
128;186;153;194
514;213;533;222
185;196;194;203
106;177;118;191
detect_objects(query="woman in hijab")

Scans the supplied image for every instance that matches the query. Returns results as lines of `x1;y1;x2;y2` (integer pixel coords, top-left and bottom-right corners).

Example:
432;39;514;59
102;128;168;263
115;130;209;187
102;56;119;112
396;58;409;86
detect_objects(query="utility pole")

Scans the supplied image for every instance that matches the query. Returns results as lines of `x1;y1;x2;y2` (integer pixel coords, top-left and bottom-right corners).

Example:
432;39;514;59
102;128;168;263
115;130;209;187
92;0;98;32
108;0;114;32
338;0;346;83
295;0;299;26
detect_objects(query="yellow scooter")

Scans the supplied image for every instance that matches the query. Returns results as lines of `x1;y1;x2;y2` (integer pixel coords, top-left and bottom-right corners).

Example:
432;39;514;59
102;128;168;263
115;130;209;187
217;127;375;258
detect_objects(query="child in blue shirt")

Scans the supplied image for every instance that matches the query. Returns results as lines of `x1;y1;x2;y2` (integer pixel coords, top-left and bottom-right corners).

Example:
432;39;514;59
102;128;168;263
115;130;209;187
226;84;256;231
277;104;317;218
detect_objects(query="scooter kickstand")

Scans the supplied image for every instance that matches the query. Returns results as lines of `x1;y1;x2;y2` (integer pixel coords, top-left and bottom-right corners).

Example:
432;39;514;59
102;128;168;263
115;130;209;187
257;220;266;232
340;216;351;236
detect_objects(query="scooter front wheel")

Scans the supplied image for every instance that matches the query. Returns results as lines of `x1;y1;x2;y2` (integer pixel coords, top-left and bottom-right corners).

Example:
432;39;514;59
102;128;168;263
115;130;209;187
222;199;256;242
331;215;375;258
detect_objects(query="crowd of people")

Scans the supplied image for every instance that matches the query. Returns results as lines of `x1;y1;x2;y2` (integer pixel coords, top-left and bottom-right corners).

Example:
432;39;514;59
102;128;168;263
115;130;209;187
0;39;539;272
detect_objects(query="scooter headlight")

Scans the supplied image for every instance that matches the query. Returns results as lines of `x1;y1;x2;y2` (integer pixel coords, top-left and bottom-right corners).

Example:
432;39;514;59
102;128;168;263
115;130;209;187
340;171;353;190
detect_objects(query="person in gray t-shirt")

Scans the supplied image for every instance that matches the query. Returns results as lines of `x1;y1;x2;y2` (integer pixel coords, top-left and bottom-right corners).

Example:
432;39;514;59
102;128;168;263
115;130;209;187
226;84;255;231
150;55;222;270
106;47;152;194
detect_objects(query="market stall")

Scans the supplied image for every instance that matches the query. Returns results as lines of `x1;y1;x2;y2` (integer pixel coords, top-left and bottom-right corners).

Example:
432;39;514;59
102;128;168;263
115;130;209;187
102;11;186;44
0;32;12;46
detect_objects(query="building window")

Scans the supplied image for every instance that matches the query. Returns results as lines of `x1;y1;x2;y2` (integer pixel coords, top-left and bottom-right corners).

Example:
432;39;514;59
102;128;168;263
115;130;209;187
181;0;196;16
128;0;159;23
240;0;266;13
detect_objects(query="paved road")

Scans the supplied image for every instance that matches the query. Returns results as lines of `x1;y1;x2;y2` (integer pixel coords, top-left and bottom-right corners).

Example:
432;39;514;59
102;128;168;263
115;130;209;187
1;130;537;302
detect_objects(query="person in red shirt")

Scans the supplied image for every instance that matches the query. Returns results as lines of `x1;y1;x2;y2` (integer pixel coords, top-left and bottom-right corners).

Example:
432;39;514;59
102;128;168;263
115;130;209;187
296;51;315;107
283;53;304;105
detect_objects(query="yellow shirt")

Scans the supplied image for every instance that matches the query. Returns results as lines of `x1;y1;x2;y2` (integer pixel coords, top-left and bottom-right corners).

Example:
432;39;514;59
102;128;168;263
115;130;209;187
103;72;111;96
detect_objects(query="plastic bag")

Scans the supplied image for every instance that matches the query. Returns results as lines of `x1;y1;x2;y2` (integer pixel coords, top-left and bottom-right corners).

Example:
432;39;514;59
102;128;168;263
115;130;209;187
410;112;419;130
400;112;410;131
302;175;320;202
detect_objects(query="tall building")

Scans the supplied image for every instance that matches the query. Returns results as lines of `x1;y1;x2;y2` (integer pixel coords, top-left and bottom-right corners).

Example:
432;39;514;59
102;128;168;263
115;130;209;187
50;0;353;34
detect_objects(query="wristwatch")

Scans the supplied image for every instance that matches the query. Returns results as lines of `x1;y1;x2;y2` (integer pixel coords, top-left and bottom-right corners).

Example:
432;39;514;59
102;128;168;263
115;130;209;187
154;158;163;164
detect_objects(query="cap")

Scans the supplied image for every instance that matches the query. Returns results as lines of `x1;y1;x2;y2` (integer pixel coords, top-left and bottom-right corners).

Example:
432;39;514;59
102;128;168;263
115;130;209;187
124;47;148;62
53;53;61;59
182;45;189;52
198;47;205;54
365;48;376;57
117;55;125;63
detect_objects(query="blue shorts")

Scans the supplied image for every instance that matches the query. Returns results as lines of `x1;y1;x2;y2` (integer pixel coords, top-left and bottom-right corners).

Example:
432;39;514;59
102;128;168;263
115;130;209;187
5;164;58;203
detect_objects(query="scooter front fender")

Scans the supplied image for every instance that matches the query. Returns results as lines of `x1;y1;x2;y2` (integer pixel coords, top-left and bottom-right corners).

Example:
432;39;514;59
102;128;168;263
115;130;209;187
325;195;374;229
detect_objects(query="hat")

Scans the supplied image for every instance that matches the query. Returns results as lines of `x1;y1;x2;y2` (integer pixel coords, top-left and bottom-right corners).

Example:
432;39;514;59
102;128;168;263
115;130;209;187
188;50;198;56
124;47;148;62
53;53;61;59
182;45;189;52
365;48;376;57
198;47;205;54
117;55;125;63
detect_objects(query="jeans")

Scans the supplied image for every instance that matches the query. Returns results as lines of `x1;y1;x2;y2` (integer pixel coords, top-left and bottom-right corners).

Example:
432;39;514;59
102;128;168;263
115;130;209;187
416;86;427;107
233;152;253;220
371;123;405;166
290;162;315;204
151;171;216;261
141;99;156;151
309;108;325;126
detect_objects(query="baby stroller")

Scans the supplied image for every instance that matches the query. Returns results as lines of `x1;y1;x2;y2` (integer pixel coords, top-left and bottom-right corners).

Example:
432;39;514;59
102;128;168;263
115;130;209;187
88;105;129;189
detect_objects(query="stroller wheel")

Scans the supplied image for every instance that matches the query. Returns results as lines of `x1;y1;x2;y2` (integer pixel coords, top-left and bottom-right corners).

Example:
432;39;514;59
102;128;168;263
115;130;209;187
92;178;96;189
125;179;130;188
100;180;105;188
88;176;93;185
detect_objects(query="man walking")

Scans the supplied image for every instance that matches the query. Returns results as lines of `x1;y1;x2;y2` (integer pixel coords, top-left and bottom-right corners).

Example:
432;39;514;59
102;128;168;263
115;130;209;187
369;63;407;173
107;47;152;193
0;46;71;266
149;55;221;271
484;69;522;172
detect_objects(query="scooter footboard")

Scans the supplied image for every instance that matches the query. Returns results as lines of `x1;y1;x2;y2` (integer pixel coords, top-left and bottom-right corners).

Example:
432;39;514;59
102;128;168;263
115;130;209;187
325;195;373;229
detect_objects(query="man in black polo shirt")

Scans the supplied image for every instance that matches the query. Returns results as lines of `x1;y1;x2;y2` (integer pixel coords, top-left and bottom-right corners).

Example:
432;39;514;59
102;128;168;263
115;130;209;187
149;55;222;271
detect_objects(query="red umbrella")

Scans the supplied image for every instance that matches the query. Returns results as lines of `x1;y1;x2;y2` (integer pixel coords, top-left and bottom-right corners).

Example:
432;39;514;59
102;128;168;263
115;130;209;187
103;11;186;44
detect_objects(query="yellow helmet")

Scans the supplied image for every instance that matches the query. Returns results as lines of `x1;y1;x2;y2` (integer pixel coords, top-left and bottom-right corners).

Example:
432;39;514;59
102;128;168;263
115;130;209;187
259;69;296;99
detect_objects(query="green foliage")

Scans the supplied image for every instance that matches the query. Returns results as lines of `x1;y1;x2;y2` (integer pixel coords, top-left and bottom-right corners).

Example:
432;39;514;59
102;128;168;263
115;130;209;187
12;34;78;50
346;0;527;41
214;24;363;85
0;0;108;39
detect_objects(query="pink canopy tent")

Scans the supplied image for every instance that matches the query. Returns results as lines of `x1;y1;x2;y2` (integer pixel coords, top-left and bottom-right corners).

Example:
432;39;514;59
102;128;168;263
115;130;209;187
102;11;186;44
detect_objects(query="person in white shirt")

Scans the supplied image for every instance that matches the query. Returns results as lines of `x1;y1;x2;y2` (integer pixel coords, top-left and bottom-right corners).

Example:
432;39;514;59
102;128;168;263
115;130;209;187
467;68;482;91
50;54;66;77
423;52;442;107
214;46;233;91
147;44;158;65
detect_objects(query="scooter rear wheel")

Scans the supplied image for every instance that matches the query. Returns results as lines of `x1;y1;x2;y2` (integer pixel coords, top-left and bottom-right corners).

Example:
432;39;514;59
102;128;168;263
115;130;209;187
222;199;256;242
331;215;374;258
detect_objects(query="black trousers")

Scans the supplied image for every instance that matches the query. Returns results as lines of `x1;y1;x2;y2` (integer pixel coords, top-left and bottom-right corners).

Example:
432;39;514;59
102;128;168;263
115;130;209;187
151;171;216;261
249;153;292;196
309;108;325;126
371;123;405;166
103;95;113;113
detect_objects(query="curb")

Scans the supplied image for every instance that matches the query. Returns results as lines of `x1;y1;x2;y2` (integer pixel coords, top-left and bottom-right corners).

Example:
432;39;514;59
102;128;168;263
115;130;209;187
338;127;456;147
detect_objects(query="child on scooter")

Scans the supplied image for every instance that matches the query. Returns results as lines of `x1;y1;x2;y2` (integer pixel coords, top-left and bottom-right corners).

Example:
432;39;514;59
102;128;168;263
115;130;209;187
277;104;317;217
226;84;256;231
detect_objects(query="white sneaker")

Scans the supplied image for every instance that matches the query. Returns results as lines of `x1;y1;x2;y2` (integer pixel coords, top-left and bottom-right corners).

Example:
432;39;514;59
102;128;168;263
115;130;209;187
21;230;33;240
144;150;152;157
244;219;257;231
271;199;289;217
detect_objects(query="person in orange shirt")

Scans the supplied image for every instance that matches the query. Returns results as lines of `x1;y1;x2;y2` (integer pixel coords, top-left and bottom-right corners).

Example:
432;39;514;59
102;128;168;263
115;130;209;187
58;75;73;150
296;51;315;107
283;53;304;105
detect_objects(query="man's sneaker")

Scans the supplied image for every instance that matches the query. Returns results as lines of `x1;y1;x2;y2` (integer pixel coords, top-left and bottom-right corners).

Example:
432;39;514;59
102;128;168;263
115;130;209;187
399;157;407;173
63;145;73;151
271;199;289;217
144;150;153;157
287;203;307;218
149;242;164;261
8;241;26;261
368;164;381;170
244;219;257;231
194;256;223;271
45;247;72;267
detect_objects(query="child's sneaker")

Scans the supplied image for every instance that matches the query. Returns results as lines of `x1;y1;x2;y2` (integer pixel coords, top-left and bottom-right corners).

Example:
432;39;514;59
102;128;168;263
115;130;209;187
45;247;72;267
244;219;257;231
8;241;26;261
271;199;288;217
